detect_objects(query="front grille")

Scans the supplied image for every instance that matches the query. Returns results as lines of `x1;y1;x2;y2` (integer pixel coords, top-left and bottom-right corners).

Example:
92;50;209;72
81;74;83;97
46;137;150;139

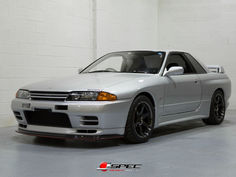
24;109;72;128
30;91;69;101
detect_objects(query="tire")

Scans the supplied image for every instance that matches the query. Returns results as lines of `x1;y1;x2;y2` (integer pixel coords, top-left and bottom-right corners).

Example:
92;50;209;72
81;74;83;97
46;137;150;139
124;95;155;143
202;90;225;125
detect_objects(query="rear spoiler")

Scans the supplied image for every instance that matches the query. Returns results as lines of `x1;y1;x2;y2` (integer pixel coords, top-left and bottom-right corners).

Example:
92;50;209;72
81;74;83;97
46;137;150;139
207;65;225;73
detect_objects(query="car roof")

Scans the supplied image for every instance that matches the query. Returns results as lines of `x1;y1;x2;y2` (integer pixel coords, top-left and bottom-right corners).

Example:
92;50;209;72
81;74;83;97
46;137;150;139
108;50;187;54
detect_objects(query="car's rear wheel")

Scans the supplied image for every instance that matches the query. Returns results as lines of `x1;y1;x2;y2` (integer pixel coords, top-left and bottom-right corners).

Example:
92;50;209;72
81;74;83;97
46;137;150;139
124;95;155;143
202;90;225;125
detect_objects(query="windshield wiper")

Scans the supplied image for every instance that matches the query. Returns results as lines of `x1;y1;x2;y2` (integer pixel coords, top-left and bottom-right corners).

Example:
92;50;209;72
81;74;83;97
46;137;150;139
88;70;117;73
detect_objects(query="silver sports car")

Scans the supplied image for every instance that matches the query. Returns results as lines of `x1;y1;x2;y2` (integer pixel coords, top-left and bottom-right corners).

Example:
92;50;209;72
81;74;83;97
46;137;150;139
11;50;231;143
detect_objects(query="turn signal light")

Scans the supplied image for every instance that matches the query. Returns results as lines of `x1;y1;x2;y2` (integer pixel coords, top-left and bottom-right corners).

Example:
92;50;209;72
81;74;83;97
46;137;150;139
97;92;117;101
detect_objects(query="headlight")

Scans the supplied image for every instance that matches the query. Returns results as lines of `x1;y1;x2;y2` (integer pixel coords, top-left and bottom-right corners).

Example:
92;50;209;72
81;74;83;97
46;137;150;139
67;91;117;101
16;90;30;99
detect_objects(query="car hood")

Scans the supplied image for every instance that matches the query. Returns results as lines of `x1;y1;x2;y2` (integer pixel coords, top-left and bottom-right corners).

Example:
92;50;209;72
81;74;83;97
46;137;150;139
22;73;153;92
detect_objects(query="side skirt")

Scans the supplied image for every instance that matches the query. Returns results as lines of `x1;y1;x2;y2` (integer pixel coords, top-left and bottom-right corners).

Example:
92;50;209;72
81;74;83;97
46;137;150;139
158;114;206;127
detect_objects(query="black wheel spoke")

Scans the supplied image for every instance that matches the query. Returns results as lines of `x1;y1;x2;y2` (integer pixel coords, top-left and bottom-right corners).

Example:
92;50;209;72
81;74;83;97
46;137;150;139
215;96;220;104
138;125;144;136
143;122;151;131
139;105;145;115
135;122;139;127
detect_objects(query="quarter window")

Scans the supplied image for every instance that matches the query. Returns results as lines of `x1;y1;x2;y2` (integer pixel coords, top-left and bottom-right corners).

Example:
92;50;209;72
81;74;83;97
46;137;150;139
184;53;207;74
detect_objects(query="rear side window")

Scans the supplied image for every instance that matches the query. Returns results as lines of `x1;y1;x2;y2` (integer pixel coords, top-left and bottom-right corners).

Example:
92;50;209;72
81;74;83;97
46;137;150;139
165;54;195;74
184;53;207;74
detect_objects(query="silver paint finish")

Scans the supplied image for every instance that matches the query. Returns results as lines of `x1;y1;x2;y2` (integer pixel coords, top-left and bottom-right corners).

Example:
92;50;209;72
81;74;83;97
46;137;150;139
163;74;201;115
11;50;231;136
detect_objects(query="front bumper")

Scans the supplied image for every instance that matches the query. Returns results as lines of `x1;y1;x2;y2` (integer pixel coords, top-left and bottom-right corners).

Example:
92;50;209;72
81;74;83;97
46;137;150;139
11;98;132;137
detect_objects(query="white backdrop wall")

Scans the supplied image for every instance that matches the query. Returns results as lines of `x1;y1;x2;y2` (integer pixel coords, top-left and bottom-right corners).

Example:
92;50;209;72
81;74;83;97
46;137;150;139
0;0;94;126
158;0;236;109
0;0;159;127
96;0;159;57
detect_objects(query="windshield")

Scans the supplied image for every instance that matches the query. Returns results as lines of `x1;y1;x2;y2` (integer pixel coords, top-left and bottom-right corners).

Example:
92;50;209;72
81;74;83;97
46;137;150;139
82;51;165;74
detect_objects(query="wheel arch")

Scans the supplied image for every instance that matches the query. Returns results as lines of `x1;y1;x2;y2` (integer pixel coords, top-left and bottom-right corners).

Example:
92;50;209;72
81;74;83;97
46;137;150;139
134;92;155;107
213;88;226;103
215;88;224;95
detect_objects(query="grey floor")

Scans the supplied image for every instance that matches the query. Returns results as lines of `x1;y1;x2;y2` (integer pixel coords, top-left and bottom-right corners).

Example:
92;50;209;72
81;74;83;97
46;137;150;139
0;111;236;177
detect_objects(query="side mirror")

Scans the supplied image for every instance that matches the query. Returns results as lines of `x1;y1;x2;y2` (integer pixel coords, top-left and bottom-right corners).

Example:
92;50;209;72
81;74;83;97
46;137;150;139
78;68;83;74
164;66;184;77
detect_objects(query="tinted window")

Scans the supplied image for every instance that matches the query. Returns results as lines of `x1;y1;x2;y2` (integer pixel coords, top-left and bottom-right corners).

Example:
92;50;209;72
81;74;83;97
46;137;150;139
184;53;206;74
165;54;195;74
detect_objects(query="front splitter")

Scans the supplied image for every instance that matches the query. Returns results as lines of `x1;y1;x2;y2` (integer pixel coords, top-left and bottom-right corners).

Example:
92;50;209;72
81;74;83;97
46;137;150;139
16;128;123;141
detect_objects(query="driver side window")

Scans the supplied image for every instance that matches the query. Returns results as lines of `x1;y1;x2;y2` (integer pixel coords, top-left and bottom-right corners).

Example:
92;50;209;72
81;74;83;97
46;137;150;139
165;54;195;74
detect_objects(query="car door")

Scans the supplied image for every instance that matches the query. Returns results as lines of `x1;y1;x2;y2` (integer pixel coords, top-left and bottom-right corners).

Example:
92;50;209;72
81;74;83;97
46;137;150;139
163;52;201;115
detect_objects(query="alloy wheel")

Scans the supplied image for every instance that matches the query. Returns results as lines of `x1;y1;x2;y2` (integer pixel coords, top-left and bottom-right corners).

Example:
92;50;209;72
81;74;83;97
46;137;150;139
133;102;153;138
214;93;225;121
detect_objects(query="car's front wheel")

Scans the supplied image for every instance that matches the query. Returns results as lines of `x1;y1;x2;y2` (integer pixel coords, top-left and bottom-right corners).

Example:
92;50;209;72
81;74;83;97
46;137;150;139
202;90;225;125
124;95;155;143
